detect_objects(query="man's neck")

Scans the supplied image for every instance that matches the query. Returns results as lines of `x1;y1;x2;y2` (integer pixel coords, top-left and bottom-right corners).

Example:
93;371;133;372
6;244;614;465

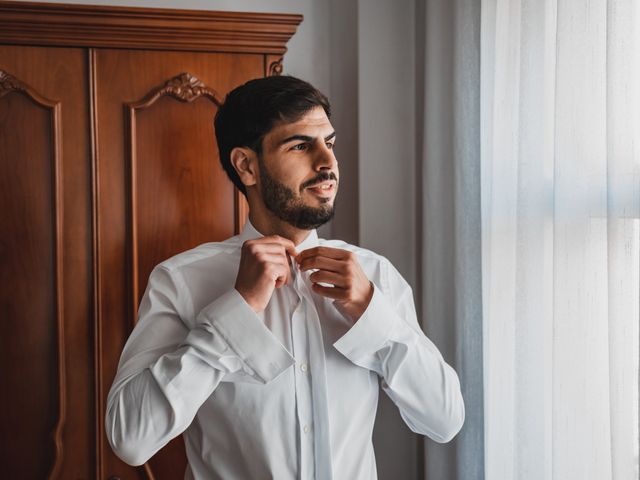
248;210;313;246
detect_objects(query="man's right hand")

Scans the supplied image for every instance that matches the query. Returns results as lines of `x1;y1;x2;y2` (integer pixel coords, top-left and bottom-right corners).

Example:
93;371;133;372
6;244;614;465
234;236;298;313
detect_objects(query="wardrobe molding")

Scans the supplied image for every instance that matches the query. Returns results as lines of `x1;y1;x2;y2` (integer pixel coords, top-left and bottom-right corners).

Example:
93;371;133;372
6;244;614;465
0;1;302;53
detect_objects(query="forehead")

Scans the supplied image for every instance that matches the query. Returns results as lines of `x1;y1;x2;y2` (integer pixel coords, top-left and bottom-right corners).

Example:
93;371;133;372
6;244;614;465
263;106;333;146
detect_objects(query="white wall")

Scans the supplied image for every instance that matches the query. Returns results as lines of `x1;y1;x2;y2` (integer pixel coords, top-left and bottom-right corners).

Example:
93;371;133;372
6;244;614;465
357;2;418;479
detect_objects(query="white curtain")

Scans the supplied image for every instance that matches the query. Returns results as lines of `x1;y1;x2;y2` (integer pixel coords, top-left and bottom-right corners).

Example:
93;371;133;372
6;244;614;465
481;0;640;479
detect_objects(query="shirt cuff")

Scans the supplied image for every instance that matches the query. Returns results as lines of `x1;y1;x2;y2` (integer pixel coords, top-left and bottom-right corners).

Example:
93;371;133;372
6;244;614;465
333;284;400;363
197;289;295;383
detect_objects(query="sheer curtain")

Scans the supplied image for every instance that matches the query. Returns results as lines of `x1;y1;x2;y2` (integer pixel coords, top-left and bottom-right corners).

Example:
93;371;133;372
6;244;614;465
481;1;640;479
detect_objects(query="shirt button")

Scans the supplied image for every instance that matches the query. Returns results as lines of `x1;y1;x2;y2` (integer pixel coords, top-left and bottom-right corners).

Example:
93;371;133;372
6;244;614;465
300;362;308;372
303;425;310;434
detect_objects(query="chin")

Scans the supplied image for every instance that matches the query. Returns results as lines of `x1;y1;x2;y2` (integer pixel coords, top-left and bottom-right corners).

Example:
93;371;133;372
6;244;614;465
305;192;336;205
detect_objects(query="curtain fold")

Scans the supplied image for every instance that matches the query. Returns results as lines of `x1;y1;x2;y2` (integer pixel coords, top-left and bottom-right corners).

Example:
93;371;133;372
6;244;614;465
418;1;484;479
481;0;640;479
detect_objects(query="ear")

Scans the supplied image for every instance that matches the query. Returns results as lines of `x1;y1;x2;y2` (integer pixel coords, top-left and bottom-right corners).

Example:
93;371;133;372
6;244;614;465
230;147;258;189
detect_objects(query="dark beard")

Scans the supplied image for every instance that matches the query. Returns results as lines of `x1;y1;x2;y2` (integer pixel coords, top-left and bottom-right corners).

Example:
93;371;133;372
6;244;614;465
258;156;336;230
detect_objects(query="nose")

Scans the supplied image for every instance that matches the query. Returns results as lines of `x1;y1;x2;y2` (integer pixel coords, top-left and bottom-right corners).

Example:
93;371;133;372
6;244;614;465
313;143;337;172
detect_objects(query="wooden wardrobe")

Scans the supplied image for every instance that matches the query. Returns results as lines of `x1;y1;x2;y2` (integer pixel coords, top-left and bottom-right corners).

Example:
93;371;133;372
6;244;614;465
0;2;301;478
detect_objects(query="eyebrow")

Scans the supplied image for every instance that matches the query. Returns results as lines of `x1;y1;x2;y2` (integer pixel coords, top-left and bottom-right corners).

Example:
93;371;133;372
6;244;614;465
278;131;336;147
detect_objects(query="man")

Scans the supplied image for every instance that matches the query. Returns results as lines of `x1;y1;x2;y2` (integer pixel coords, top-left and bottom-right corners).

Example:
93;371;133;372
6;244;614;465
106;75;464;479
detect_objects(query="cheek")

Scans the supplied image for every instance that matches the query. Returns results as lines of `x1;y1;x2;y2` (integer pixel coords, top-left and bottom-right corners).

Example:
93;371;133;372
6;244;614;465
263;153;313;191
276;166;307;189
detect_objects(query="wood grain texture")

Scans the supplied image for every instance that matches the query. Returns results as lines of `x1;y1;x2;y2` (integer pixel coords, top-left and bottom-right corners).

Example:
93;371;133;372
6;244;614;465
126;72;223;322
0;51;83;479
94;48;261;479
0;69;60;480
0;0;302;54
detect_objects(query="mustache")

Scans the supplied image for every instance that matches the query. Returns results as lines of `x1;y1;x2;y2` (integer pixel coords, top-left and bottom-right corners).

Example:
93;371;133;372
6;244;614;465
301;171;338;190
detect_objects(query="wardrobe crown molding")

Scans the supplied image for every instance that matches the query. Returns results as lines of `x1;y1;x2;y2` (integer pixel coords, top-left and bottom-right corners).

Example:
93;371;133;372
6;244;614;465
0;0;303;53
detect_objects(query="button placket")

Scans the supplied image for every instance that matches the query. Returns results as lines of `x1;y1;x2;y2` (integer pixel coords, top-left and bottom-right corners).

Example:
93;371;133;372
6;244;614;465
290;257;315;479
292;258;335;480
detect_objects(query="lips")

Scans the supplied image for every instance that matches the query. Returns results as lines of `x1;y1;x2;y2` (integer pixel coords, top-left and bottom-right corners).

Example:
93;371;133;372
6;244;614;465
306;180;336;196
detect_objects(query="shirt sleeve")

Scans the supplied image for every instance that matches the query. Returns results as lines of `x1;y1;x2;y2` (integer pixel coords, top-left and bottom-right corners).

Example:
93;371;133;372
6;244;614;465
105;265;295;466
332;258;465;443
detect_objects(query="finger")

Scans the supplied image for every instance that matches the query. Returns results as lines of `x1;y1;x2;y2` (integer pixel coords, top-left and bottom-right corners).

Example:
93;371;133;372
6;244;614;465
266;262;290;287
298;255;344;273
309;270;347;288
254;252;291;267
258;235;298;257
245;246;290;270
245;242;297;260
297;246;351;262
310;283;348;300
245;240;293;253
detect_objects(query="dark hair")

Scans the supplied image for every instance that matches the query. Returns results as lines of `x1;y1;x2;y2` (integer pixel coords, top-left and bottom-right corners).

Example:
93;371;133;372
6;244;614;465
214;75;331;196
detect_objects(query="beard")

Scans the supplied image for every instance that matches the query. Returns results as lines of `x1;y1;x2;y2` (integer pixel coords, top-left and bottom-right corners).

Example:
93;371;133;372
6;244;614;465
258;156;337;230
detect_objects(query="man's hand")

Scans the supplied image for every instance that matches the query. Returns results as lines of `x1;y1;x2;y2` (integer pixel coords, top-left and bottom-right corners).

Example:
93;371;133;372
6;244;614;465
296;246;374;322
235;236;297;313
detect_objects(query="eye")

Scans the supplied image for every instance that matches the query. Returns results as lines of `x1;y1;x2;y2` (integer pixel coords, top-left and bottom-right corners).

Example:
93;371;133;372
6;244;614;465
326;142;335;150
291;143;308;151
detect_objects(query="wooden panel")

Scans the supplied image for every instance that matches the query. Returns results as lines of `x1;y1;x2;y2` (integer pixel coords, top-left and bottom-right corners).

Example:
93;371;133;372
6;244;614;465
94;48;262;480
127;77;227;480
127;72;227;317
0;46;92;480
0;1;302;54
0;70;61;480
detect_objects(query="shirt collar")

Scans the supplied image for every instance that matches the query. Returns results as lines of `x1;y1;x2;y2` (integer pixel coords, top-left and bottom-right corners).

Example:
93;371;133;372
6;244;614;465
238;218;319;254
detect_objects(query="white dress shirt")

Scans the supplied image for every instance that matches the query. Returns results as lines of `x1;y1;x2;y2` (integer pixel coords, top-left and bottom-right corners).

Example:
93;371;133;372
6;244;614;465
106;220;464;480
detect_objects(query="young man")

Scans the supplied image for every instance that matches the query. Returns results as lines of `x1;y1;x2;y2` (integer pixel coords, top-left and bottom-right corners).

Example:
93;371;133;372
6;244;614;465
106;75;464;479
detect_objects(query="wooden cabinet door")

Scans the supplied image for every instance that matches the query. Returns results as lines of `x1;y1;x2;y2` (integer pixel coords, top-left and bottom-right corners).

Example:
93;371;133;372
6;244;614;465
93;48;258;480
0;46;93;480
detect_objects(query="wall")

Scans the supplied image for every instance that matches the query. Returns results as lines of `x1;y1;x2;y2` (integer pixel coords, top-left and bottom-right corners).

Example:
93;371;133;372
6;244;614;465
9;0;420;477
356;2;418;479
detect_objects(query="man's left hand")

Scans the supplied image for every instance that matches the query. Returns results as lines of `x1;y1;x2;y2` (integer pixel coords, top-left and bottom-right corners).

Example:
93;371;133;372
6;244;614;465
296;246;374;322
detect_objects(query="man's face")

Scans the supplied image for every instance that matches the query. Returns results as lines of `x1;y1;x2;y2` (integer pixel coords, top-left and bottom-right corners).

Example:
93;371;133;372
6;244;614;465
256;106;339;230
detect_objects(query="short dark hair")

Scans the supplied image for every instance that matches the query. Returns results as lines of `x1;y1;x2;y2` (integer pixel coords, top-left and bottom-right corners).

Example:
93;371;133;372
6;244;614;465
214;75;331;196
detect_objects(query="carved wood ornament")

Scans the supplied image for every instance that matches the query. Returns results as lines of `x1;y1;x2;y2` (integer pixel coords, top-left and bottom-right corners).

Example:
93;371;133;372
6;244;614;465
268;57;284;76
0;69;22;97
141;72;222;105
